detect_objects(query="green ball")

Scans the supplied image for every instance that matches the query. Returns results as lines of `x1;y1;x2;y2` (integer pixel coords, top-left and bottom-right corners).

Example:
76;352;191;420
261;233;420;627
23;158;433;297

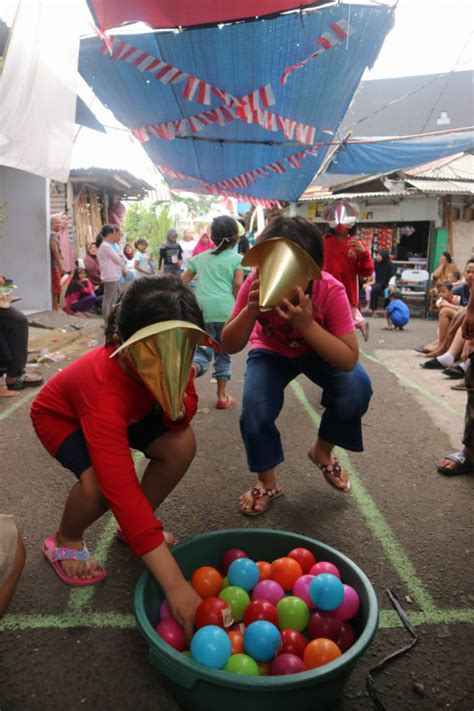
223;653;260;676
219;586;250;622
222;576;230;589
276;595;310;632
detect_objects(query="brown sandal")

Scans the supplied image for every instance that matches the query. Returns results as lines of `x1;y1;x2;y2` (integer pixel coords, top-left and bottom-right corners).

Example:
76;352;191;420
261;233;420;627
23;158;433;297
238;485;284;517
308;451;352;493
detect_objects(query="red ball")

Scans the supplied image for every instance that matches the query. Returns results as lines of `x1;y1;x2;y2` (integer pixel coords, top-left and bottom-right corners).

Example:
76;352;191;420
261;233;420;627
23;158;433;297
270;557;303;591
194;597;232;630
191;566;223;599
279;629;307;659
228;630;244;654
339;622;356;652
243;599;279;627
288;548;316;574
307;611;343;643
271;653;306;675
309;561;341;579
221;548;248;575
155;619;186;652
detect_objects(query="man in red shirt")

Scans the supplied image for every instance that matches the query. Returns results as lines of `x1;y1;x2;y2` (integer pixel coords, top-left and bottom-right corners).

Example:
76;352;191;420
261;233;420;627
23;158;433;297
322;200;374;341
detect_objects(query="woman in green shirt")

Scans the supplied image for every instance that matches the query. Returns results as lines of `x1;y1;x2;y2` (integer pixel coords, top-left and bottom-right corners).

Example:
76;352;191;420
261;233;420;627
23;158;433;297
183;216;244;409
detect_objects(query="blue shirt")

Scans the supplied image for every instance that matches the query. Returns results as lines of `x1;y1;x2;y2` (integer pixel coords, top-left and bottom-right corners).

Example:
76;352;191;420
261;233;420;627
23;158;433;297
453;284;470;306
387;299;410;326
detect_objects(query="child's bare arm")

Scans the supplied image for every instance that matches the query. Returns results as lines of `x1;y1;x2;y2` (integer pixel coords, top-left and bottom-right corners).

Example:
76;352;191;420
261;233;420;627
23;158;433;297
222;278;260;353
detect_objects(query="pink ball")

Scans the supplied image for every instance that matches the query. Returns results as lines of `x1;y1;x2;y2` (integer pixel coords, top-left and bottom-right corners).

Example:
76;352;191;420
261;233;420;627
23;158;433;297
292;574;316;609
252;579;285;606
155;618;186;652
159;599;172;621
271;653;306;675
339;622;356;652
333;585;360;621
221;548;248;575
310;561;341;579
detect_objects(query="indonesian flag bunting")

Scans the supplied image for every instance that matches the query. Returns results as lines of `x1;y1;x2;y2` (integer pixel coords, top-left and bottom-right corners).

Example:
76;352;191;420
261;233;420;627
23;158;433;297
280;19;355;85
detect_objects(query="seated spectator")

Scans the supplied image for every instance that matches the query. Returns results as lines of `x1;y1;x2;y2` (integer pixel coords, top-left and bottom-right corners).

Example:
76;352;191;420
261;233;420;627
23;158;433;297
64;268;98;316
384;291;410;330
428;251;460;314
0;277;43;395
0;515;26;618
84;242;103;295
420;322;471;374
123;243;136;283
435;280;462;310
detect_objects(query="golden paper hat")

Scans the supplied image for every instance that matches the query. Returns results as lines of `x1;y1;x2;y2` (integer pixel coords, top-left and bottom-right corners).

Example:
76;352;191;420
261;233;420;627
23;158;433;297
241;237;321;311
112;320;219;421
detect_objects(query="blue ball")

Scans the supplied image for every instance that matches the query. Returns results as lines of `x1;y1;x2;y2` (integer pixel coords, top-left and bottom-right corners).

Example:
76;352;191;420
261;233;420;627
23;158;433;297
190;625;231;669
309;573;344;611
243;620;281;662
227;557;260;592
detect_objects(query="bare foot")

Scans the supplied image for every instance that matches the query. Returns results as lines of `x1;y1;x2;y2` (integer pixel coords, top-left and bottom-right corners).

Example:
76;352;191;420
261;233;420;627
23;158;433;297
0;388;21;399
55;532;104;580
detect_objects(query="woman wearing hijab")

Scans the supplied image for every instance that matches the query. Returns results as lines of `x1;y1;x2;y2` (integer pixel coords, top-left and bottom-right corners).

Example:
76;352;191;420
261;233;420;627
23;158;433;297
369;250;395;315
192;231;215;257
159;229;183;275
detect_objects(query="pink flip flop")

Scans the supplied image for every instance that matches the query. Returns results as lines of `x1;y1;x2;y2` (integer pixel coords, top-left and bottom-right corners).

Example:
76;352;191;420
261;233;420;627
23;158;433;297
216;396;236;410
42;535;106;586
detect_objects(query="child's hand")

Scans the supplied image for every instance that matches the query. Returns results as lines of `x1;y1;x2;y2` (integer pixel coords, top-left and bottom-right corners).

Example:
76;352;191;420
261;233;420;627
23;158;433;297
167;580;201;640
171;404;187;422
247;273;261;317
276;287;313;331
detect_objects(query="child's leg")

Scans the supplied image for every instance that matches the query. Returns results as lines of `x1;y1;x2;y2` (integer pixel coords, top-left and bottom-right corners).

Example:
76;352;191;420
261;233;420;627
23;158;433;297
211;323;233;407
385;312;394;330
72;294;97;313
0;517;26;618
192;346;212;378
239;350;296;514
140;427;196;509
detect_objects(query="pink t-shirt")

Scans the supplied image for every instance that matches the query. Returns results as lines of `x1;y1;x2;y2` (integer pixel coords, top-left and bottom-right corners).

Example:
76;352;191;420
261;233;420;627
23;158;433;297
232;271;355;358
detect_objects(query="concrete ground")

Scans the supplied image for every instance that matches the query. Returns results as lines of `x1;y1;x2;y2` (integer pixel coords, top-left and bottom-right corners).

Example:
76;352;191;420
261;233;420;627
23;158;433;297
0;314;473;710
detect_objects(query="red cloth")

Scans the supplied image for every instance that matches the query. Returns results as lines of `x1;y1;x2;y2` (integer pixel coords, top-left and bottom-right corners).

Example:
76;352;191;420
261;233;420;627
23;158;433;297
51;267;62;295
232;270;354;358
322;235;374;308
64;279;94;309
31;345;197;556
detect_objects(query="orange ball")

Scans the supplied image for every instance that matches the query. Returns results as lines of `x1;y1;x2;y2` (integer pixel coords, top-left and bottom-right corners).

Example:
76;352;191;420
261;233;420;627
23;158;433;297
270;557;303;591
258;662;271;676
228;630;244;655
303;638;342;669
191;566;223;599
256;561;272;581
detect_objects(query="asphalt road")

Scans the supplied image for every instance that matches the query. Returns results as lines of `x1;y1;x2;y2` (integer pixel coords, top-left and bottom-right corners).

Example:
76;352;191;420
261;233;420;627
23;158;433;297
1;315;473;711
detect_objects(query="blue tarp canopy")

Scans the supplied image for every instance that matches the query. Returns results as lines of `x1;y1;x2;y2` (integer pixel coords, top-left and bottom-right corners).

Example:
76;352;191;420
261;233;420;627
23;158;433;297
79;4;395;203
328;129;474;175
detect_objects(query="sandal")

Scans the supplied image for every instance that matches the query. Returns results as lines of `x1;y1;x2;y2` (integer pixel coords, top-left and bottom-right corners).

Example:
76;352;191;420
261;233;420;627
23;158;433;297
7;373;43;390
216;396;236;410
308;451;352;493
42;535;106;586
238;485;284;517
437;451;474;477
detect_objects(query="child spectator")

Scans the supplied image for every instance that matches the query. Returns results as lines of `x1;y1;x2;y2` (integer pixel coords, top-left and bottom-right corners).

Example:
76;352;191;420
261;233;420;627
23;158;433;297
222;216;372;515
436;281;462;310
50;214;67;312
384;291;410;330
123;243;136;282
134;239;152;277
64;268;98;316
30;277;206;637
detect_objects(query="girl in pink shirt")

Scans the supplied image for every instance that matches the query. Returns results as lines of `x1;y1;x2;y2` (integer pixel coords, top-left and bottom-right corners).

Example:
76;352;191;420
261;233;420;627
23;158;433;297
222;217;372;516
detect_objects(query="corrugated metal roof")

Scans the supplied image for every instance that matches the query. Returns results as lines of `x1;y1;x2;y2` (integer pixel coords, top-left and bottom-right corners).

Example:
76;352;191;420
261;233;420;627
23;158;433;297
405;178;474;195
300;189;413;202
404;151;474;180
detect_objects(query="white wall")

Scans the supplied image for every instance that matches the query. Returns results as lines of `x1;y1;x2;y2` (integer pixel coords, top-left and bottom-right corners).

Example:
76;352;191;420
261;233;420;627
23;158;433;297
294;195;440;224
453;220;474;268
0;166;50;312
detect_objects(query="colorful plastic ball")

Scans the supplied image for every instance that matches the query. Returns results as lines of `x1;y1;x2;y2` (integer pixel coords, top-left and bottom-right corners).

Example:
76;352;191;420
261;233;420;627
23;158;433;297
222;576;230;589
276;596;310;632
271;557;303;591
256;561;272;581
229;622;246;633
159;599;172;621
339;622;356;653
310;561;341;579
252;579;285;606
195;597;232;630
219;586;250;622
182;650;191;657
221;549;248;575
243;620;281;662
271;653;306;675
155;619;186;652
292;574;316;609
288;547;316;574
279;629;307;659
309;573;344;611
228;630;244;655
228;558;260;592
304;638;342;669
307;611;343;643
223;653;260;676
190;625;232;669
243;599;279;627
191;566;223;599
333;585;360;621
258;662;271;676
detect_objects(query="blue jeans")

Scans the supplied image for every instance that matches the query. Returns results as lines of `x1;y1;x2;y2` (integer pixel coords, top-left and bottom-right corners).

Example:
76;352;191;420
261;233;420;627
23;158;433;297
193;322;232;381
240;349;372;473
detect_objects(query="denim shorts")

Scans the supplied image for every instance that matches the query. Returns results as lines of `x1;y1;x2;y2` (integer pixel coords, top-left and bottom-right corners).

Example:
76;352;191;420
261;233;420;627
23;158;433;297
55;405;170;478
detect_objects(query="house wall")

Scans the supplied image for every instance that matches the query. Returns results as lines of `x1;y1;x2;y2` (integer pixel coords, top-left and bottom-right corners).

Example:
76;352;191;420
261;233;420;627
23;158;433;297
0;166;50;312
294;195;440;223
452;220;474;268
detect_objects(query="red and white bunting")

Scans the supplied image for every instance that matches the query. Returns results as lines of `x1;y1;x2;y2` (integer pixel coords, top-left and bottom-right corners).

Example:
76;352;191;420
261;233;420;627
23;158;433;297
280;19;355;85
237;106;332;144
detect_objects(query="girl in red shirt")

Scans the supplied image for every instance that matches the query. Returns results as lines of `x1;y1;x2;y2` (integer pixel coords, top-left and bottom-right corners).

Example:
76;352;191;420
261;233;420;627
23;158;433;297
31;276;206;638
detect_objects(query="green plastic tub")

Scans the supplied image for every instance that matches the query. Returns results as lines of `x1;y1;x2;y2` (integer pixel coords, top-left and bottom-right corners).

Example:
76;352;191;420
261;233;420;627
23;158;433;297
134;529;378;711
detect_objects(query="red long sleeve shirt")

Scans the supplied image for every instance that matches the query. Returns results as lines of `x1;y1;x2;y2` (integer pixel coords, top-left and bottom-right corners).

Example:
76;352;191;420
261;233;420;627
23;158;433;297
30;345;197;556
323;235;374;307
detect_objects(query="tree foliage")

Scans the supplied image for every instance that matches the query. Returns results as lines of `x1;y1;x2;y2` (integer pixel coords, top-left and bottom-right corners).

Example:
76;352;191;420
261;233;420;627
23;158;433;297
123;203;170;254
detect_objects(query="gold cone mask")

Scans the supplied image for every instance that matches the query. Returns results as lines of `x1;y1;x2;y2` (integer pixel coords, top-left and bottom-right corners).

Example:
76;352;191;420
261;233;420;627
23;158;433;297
111;321;219;421
242;237;321;311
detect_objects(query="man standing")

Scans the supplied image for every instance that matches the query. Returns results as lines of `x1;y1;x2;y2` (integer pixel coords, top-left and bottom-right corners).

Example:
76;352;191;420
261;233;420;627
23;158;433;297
50;214;66;313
